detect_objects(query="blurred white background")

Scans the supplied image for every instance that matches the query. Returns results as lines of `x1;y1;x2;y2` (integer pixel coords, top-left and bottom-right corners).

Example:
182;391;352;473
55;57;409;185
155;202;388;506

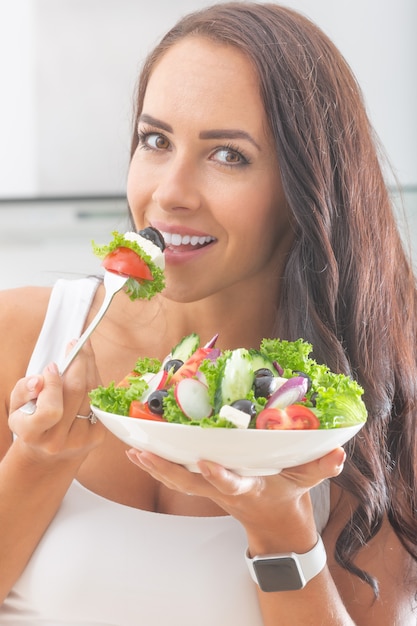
0;0;416;289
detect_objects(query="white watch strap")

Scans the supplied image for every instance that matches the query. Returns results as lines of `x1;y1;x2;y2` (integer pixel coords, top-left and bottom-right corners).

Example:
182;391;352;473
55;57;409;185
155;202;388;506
245;534;327;587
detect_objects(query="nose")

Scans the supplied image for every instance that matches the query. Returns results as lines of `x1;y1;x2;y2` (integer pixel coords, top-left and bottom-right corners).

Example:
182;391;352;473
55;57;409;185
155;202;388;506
152;155;202;213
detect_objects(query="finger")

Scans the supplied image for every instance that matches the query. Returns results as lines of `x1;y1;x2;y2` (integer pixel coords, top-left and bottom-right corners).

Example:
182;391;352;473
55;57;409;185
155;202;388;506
9;374;44;412
198;460;260;496
127;450;260;501
281;446;347;487
61;340;97;423
9;362;64;438
318;446;346;476
29;362;65;431
126;450;211;495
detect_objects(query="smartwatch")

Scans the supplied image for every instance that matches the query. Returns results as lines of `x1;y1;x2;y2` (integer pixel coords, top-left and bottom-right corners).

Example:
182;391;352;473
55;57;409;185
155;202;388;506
245;534;326;592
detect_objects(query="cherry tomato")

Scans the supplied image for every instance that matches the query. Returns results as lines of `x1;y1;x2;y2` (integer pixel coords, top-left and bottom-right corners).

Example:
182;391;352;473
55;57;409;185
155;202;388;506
256;405;320;430
102;247;153;281
129;401;166;421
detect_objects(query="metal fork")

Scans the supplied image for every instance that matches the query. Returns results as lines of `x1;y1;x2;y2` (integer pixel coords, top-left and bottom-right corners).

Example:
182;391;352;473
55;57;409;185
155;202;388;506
20;270;128;415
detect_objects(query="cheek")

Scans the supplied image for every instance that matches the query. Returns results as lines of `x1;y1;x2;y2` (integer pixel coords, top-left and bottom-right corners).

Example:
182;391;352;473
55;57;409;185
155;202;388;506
233;196;292;269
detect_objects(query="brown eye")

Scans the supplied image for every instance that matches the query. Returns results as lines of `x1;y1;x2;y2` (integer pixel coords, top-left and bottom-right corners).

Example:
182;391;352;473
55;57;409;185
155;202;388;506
138;130;171;151
225;151;240;163
153;134;170;150
211;145;250;167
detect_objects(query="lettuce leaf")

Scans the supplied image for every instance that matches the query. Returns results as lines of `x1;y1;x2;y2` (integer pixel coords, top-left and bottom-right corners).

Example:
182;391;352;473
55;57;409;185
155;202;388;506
260;337;367;427
92;231;165;300
89;376;149;416
132;357;161;376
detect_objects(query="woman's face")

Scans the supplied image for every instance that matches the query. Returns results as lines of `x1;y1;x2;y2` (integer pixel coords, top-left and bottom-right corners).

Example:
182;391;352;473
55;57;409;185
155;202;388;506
127;36;292;303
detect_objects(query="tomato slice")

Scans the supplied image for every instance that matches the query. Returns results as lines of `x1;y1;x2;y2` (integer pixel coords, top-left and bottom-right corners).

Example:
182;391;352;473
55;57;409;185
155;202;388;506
129;401;166;421
168;348;213;386
102;247;153;281
256;405;320;430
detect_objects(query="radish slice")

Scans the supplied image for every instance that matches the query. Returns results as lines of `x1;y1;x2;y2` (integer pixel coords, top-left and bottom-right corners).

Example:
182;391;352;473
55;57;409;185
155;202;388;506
141;369;168;402
219;405;251;429
174;378;212;420
265;376;308;409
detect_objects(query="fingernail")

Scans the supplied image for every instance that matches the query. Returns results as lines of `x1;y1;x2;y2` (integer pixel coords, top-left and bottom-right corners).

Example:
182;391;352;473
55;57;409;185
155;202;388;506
126;449;154;470
336;450;347;471
198;461;212;478
47;362;59;374
137;451;155;469
26;376;39;392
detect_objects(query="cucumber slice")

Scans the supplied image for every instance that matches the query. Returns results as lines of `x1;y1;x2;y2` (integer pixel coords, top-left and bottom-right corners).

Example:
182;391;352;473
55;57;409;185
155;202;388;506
171;333;200;362
248;349;276;374
214;348;254;411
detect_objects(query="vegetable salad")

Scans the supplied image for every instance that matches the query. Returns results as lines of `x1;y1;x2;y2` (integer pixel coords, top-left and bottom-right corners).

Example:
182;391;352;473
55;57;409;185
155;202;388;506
90;334;368;430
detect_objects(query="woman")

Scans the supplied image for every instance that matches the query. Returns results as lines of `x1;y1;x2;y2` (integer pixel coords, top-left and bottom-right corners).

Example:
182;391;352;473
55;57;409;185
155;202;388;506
0;3;416;624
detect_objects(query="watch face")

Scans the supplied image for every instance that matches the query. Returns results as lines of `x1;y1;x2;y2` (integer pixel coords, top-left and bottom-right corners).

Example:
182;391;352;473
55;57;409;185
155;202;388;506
253;556;304;592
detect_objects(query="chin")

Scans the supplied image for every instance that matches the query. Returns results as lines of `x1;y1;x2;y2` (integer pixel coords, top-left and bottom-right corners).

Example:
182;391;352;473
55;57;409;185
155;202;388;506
162;282;212;305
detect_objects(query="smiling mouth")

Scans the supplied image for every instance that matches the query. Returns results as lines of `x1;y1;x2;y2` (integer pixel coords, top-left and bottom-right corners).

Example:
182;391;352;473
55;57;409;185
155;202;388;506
160;231;216;252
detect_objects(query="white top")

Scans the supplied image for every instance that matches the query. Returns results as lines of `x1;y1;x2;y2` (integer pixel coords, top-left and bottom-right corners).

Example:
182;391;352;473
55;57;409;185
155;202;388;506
0;278;330;625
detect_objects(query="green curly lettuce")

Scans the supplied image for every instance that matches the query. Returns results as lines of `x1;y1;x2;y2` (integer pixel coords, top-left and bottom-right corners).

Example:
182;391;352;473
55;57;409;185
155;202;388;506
89;376;149;416
92;231;165;301
132;357;162;376
260;338;367;427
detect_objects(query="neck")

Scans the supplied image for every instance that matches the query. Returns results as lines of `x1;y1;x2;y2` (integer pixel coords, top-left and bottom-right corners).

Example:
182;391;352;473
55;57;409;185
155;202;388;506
138;283;280;356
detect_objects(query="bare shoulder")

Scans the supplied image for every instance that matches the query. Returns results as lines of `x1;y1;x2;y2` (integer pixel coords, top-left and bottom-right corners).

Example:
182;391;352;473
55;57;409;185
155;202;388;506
0;284;52;332
323;482;417;625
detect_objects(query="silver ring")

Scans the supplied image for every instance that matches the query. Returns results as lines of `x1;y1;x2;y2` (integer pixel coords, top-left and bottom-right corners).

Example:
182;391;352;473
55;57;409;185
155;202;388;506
76;411;97;424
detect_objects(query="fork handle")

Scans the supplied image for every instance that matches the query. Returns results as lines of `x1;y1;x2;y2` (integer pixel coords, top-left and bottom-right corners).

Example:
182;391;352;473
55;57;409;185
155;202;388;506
58;289;113;375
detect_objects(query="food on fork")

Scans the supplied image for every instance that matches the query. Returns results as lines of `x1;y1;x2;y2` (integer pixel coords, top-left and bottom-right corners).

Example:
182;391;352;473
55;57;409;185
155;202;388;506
92;228;166;300
90;334;368;430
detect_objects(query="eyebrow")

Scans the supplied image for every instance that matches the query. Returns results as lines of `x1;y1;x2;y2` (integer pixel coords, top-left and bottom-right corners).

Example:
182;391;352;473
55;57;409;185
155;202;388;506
139;114;173;133
139;114;261;151
199;129;261;151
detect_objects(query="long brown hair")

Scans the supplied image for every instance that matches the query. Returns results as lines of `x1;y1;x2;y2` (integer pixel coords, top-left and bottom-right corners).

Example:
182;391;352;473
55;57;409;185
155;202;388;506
130;2;417;593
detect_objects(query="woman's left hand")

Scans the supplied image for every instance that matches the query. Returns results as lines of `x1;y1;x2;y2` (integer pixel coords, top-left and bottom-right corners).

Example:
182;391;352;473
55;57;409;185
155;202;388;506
126;446;345;532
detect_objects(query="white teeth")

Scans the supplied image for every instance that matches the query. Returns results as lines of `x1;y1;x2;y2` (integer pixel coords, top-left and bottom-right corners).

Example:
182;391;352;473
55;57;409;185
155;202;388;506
171;233;182;246
161;231;214;247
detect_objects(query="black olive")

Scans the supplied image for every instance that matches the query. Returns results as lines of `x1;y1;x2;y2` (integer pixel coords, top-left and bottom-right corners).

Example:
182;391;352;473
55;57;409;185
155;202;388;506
254;375;275;398
163;359;184;373
293;370;312;392
254;368;274;379
231;399;257;418
147;389;169;414
138;227;166;252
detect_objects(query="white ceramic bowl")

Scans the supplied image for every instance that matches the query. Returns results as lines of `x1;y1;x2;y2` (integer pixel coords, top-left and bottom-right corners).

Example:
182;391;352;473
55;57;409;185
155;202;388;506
91;406;365;476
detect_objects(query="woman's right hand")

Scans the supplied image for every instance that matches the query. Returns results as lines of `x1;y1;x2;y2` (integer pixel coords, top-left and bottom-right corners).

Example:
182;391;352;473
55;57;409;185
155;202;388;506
8;340;104;466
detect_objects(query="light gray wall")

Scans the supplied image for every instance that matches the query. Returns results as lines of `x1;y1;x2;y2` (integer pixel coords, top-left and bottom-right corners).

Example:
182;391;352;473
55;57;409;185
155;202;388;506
0;0;416;197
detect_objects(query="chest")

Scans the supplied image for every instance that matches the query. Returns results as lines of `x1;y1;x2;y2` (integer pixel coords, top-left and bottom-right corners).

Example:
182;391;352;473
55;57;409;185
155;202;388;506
76;430;225;516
